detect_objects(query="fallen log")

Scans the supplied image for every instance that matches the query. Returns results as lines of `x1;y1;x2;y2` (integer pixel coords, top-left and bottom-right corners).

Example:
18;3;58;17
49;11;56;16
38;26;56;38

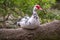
0;20;60;40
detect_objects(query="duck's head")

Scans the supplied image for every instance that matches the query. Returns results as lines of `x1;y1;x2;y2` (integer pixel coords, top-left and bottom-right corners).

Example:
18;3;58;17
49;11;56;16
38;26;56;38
33;5;42;11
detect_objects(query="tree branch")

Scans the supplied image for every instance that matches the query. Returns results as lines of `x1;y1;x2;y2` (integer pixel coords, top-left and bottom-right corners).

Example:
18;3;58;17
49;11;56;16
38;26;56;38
0;20;60;40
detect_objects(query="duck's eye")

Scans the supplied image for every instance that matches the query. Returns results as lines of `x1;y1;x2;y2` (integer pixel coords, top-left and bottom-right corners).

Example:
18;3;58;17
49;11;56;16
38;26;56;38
36;5;40;9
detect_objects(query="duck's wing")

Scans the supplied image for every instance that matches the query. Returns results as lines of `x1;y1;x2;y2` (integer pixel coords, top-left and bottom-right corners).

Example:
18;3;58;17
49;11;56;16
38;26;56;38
15;16;30;26
20;16;30;24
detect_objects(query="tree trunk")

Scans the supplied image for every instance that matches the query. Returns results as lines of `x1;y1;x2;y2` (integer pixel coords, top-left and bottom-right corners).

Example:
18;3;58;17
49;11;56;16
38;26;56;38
0;20;60;40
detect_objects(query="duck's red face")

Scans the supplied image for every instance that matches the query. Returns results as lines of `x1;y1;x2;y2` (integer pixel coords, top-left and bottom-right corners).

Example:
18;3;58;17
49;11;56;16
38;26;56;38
35;5;42;10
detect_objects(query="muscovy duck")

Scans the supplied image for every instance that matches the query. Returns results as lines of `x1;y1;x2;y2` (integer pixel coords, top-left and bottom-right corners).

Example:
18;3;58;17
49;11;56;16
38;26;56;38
17;5;42;29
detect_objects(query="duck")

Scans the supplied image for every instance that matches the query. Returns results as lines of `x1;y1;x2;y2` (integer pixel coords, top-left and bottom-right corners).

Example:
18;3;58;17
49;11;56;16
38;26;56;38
17;5;42;29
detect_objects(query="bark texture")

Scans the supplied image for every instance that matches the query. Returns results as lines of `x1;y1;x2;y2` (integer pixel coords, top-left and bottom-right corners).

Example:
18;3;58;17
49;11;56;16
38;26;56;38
0;20;60;40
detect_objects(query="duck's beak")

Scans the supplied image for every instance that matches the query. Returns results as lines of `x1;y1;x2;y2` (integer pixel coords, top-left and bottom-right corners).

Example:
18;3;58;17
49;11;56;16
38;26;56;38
39;8;43;10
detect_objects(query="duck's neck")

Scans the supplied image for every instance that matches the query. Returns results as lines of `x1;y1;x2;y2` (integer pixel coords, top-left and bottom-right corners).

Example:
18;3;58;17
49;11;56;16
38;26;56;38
33;9;37;15
32;8;39;19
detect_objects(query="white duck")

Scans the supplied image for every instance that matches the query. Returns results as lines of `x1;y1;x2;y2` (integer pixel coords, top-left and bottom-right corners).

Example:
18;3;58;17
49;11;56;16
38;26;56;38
17;5;42;29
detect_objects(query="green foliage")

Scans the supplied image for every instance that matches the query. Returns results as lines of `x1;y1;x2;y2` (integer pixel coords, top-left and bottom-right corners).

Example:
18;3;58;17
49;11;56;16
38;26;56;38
0;0;60;24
